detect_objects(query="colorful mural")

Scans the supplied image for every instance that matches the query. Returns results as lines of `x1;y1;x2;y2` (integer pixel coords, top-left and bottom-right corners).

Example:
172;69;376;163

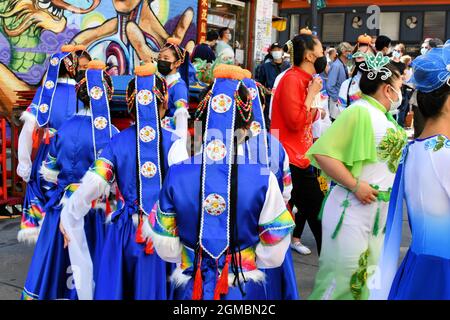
0;0;198;115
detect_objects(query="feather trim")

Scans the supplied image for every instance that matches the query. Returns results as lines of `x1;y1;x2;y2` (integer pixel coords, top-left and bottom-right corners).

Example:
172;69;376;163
20;110;37;124
39;163;59;184
170;266;192;288
81;171;111;198
144;219;182;263
228;269;266;287
17;227;41;245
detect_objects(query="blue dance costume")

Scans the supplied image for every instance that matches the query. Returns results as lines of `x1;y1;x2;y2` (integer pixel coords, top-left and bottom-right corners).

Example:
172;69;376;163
22;63;117;300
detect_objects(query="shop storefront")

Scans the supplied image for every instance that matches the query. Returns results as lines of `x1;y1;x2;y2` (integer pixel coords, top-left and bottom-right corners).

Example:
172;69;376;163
206;0;251;66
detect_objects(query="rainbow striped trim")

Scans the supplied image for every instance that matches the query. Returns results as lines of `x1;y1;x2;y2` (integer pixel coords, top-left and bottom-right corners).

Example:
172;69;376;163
149;202;178;238
89;158;115;184
64;183;80;199
20;198;45;230
25;104;38;117
168;79;180;89
180;245;257;272
282;169;292;189
43;128;57;142
337;92;363;108
44;154;58;171
21;288;38;300
174;99;189;110
258;209;295;246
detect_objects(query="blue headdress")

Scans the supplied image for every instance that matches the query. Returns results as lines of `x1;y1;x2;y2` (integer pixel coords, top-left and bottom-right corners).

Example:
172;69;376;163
133;64;164;216
85;60;114;158
192;64;253;300
36;45;76;127
411;44;450;93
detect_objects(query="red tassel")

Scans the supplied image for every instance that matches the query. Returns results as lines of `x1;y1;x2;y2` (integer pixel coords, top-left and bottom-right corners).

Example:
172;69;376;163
192;248;203;300
214;254;230;299
145;238;154;255
32;129;39;149
135;215;146;244
105;197;111;214
45;130;50;145
91;200;96;209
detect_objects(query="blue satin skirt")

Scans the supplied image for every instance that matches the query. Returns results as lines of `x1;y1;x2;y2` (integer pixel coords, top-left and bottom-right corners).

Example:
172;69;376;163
21;205;105;300
94;209;171;300
261;250;299;300
20;143;51;232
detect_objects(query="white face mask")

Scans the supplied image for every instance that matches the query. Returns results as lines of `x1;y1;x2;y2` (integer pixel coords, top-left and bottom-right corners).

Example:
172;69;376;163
420;47;429;56
388;85;402;110
226;33;232;41
392;50;401;59
271;51;283;60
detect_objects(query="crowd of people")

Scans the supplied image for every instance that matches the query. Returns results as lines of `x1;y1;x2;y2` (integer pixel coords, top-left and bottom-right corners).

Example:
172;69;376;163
15;26;450;300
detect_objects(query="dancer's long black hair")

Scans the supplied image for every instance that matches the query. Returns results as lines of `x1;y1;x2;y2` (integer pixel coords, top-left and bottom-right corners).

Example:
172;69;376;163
194;80;254;295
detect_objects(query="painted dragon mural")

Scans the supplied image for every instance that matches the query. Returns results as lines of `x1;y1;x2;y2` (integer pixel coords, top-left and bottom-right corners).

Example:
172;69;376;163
0;0;197;116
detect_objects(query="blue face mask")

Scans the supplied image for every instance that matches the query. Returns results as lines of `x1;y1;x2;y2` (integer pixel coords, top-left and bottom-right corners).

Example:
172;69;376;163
346;53;353;60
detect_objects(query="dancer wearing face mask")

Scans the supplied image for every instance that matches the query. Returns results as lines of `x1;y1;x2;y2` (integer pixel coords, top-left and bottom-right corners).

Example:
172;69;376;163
337;34;375;114
271;34;326;257
307;52;407;300
156;38;190;139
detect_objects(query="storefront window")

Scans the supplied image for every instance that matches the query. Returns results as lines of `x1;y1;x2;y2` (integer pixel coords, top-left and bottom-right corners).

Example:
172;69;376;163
207;0;249;66
424;11;446;40
380;12;400;41
322;13;345;43
290;14;300;39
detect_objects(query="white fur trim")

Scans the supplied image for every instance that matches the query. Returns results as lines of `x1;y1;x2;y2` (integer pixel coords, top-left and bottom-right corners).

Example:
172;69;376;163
39;163;59;184
228;269;266;287
20;110;37;125
170;266;191;288
145;220;182;263
142;216;152;240
169;266;266;289
173;107;191;119
132;213;139;228
17;227;40;245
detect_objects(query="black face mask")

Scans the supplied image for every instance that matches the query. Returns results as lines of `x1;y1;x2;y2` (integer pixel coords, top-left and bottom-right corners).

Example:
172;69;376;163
314;55;328;74
75;70;86;83
157;60;173;76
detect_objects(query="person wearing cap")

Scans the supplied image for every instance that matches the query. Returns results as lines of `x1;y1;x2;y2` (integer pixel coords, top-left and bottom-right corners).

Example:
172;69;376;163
337;34;375;113
327;42;353;121
59;63;189;300
17;45;80;245
157;38;190;139
256;42;290;127
21;61;119;300
146;65;294;300
372;44;450;300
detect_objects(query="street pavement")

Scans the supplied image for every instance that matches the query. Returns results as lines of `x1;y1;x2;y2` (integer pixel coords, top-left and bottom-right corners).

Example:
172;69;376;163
0;214;412;300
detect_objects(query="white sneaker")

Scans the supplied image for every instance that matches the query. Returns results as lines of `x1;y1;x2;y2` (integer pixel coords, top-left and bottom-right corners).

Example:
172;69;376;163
290;241;312;255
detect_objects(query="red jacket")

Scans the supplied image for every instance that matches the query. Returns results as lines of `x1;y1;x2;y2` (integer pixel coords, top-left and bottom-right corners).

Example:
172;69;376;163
270;66;317;169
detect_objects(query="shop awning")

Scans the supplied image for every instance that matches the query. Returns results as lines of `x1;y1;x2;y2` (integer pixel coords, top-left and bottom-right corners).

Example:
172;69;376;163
272;16;287;31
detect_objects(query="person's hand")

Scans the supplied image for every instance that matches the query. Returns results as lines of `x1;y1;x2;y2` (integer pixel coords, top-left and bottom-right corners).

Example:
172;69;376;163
17;163;32;183
308;77;323;96
353;180;379;205
319;108;327;119
59;221;70;249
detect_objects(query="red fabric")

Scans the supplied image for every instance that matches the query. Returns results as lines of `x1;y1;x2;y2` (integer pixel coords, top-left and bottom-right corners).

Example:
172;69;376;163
270;66;315;169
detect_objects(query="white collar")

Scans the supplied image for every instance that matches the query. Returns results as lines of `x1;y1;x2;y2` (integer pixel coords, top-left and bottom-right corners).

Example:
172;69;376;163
165;72;181;86
57;78;76;85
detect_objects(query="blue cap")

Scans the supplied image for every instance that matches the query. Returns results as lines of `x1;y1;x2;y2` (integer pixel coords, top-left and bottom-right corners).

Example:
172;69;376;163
411;43;450;93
